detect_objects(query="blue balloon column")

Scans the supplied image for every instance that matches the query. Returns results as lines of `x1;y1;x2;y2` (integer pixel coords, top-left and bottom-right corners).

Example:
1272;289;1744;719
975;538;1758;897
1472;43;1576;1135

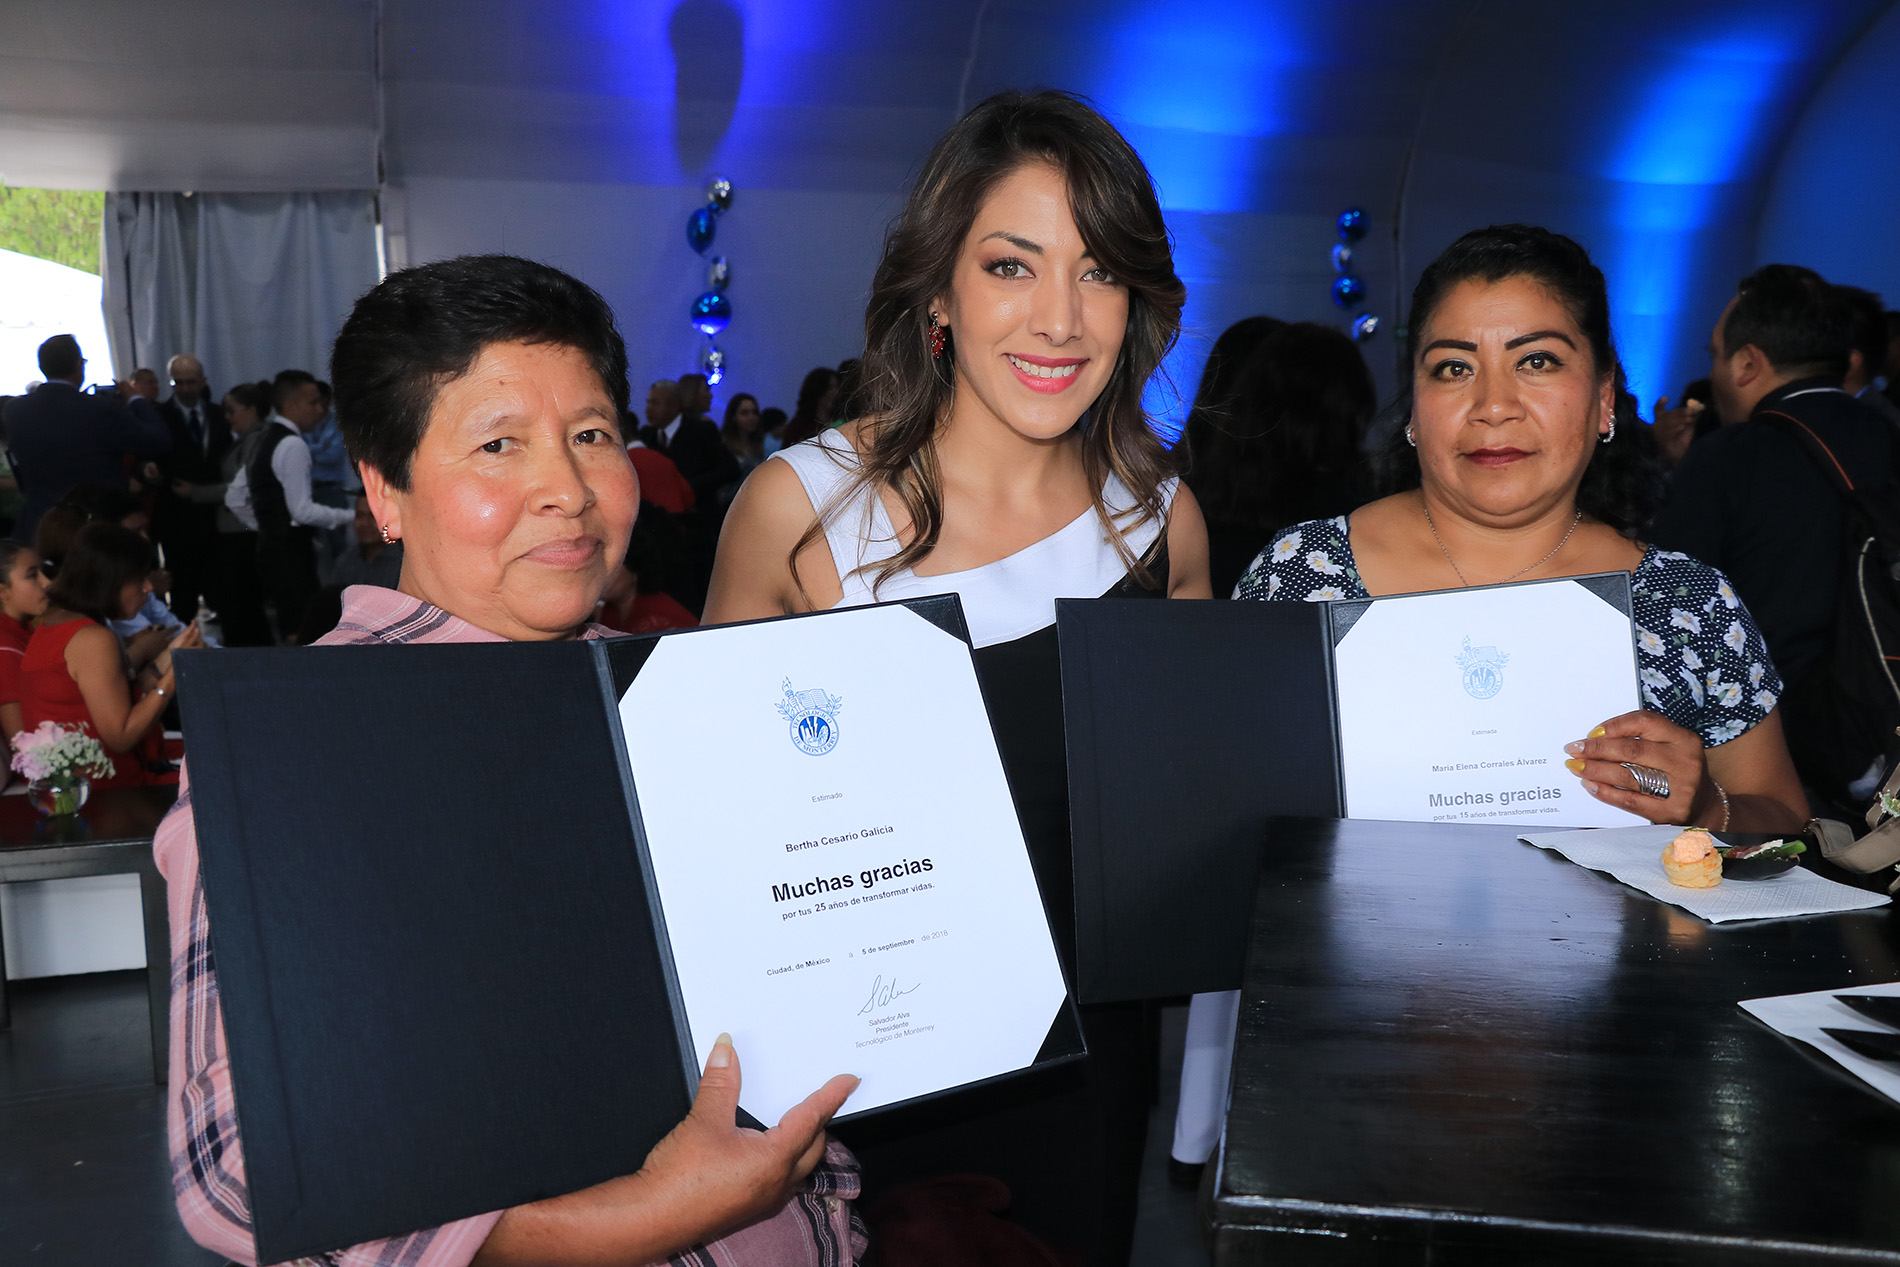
685;175;734;384
686;207;716;254
1331;207;1378;343
691;291;731;335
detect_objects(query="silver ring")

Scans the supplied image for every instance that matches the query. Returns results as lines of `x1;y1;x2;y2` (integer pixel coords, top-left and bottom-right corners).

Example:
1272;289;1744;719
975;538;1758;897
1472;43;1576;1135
1621;762;1670;799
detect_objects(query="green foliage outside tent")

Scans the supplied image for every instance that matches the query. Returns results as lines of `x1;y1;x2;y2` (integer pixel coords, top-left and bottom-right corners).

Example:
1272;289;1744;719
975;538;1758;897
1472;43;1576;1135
0;187;104;275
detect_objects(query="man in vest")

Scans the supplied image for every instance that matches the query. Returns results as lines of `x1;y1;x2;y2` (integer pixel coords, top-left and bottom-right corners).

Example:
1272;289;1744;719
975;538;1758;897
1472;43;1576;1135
224;369;355;641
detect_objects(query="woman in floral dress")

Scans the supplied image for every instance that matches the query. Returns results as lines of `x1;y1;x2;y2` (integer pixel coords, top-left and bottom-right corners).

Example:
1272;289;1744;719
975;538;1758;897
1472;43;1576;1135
1237;224;1807;834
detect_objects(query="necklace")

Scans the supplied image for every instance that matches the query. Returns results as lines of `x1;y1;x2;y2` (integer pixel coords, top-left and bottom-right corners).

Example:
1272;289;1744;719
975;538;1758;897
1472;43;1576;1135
1423;503;1583;588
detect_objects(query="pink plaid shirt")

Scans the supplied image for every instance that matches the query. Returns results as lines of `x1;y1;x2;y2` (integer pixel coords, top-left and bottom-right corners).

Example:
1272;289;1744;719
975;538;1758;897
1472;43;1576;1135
156;585;865;1267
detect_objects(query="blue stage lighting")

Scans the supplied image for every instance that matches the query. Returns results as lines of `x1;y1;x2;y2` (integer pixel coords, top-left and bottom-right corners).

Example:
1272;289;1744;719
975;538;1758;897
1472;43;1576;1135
1602;25;1806;409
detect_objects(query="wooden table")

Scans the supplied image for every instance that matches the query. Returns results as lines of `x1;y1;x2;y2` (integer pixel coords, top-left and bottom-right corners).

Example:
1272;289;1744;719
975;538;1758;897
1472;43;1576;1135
1213;817;1900;1265
0;786;178;1083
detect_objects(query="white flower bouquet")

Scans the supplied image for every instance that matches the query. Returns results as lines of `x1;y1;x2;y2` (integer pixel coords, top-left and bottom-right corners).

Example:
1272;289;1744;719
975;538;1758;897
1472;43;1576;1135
11;721;114;814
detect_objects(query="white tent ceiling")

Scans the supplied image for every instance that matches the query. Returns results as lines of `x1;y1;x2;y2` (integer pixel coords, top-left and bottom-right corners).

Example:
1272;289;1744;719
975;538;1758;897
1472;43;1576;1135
0;0;376;192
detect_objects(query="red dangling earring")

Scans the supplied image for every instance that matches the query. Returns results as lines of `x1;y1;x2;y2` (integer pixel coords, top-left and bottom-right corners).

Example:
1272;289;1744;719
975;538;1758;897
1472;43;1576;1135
928;312;946;359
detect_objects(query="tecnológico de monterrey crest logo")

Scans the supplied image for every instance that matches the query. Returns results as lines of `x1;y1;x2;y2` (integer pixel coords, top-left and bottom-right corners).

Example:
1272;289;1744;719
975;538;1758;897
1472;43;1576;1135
1455;636;1509;700
776;678;843;755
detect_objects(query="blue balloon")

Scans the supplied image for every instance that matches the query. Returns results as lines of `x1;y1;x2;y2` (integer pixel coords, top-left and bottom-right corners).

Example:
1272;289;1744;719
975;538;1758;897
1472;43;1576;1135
1336;207;1367;243
687;207;716;254
690;291;732;335
1351;313;1380;341
1331;243;1354;274
1331;274;1366;307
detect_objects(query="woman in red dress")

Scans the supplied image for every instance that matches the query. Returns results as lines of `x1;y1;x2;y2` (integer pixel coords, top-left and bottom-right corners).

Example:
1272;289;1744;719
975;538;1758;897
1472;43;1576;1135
20;523;198;788
0;539;50;746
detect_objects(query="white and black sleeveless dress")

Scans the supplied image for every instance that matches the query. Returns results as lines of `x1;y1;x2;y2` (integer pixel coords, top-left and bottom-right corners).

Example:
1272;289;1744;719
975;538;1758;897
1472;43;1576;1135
775;430;1174;1264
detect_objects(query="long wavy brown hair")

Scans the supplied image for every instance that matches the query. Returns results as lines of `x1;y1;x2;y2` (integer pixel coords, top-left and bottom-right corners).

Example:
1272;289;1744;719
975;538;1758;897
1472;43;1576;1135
793;90;1186;598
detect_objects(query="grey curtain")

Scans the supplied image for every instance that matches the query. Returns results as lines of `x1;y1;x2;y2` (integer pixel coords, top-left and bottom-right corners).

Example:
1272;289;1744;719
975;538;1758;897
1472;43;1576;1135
102;191;381;389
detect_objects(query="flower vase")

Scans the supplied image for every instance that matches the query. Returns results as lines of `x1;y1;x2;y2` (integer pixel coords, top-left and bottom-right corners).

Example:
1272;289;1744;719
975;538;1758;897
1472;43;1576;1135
28;774;90;818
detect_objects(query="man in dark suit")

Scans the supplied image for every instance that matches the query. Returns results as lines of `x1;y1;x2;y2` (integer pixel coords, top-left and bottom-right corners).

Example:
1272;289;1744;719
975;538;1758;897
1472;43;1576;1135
1;334;172;545
638;375;737;507
635;377;737;615
152;354;232;621
1650;265;1899;805
678;371;713;427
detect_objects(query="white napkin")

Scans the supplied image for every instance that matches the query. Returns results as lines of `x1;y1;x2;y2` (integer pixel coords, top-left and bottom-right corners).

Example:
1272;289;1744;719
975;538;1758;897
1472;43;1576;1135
1740;981;1900;1107
1517;825;1890;923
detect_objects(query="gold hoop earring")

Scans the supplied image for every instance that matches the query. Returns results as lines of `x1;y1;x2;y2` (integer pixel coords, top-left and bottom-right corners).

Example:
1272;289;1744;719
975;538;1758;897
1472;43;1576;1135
380;524;394;544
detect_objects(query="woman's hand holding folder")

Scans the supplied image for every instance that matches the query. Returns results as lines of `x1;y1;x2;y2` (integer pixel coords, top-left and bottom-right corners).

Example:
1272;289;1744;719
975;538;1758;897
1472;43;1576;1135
471;1037;858;1264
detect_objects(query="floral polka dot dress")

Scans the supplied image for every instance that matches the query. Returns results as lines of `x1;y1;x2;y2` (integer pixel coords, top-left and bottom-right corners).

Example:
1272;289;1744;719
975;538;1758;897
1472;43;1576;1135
1234;515;1783;747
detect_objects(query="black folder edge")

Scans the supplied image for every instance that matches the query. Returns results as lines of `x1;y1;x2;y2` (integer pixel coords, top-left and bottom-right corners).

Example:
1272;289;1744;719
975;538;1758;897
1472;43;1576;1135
589;642;702;1119
1060;572;1639;1004
1056;604;1104;1004
579;593;1085;1127
1057;600;1346;1004
176;654;307;1248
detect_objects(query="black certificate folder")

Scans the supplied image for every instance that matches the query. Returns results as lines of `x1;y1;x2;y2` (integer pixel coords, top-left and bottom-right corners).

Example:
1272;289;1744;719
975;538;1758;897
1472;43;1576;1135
178;595;1081;1264
1058;600;1344;1005
1058;572;1635;1005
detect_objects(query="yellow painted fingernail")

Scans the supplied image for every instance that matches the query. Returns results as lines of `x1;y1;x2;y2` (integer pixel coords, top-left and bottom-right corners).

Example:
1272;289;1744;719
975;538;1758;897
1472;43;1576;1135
1564;758;1586;774
1588;726;1606;739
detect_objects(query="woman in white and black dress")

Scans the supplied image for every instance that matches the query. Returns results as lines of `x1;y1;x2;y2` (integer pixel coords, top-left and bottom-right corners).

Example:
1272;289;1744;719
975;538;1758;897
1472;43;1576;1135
707;90;1211;1265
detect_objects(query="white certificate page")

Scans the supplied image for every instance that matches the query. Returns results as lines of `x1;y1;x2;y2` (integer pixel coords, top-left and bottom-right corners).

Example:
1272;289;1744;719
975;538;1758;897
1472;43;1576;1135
619;603;1069;1124
1333;577;1645;828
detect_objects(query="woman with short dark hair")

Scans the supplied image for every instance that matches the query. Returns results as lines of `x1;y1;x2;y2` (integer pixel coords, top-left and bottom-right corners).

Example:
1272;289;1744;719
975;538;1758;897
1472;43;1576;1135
708;89;1210;1265
155;254;862;1267
20;522;195;786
